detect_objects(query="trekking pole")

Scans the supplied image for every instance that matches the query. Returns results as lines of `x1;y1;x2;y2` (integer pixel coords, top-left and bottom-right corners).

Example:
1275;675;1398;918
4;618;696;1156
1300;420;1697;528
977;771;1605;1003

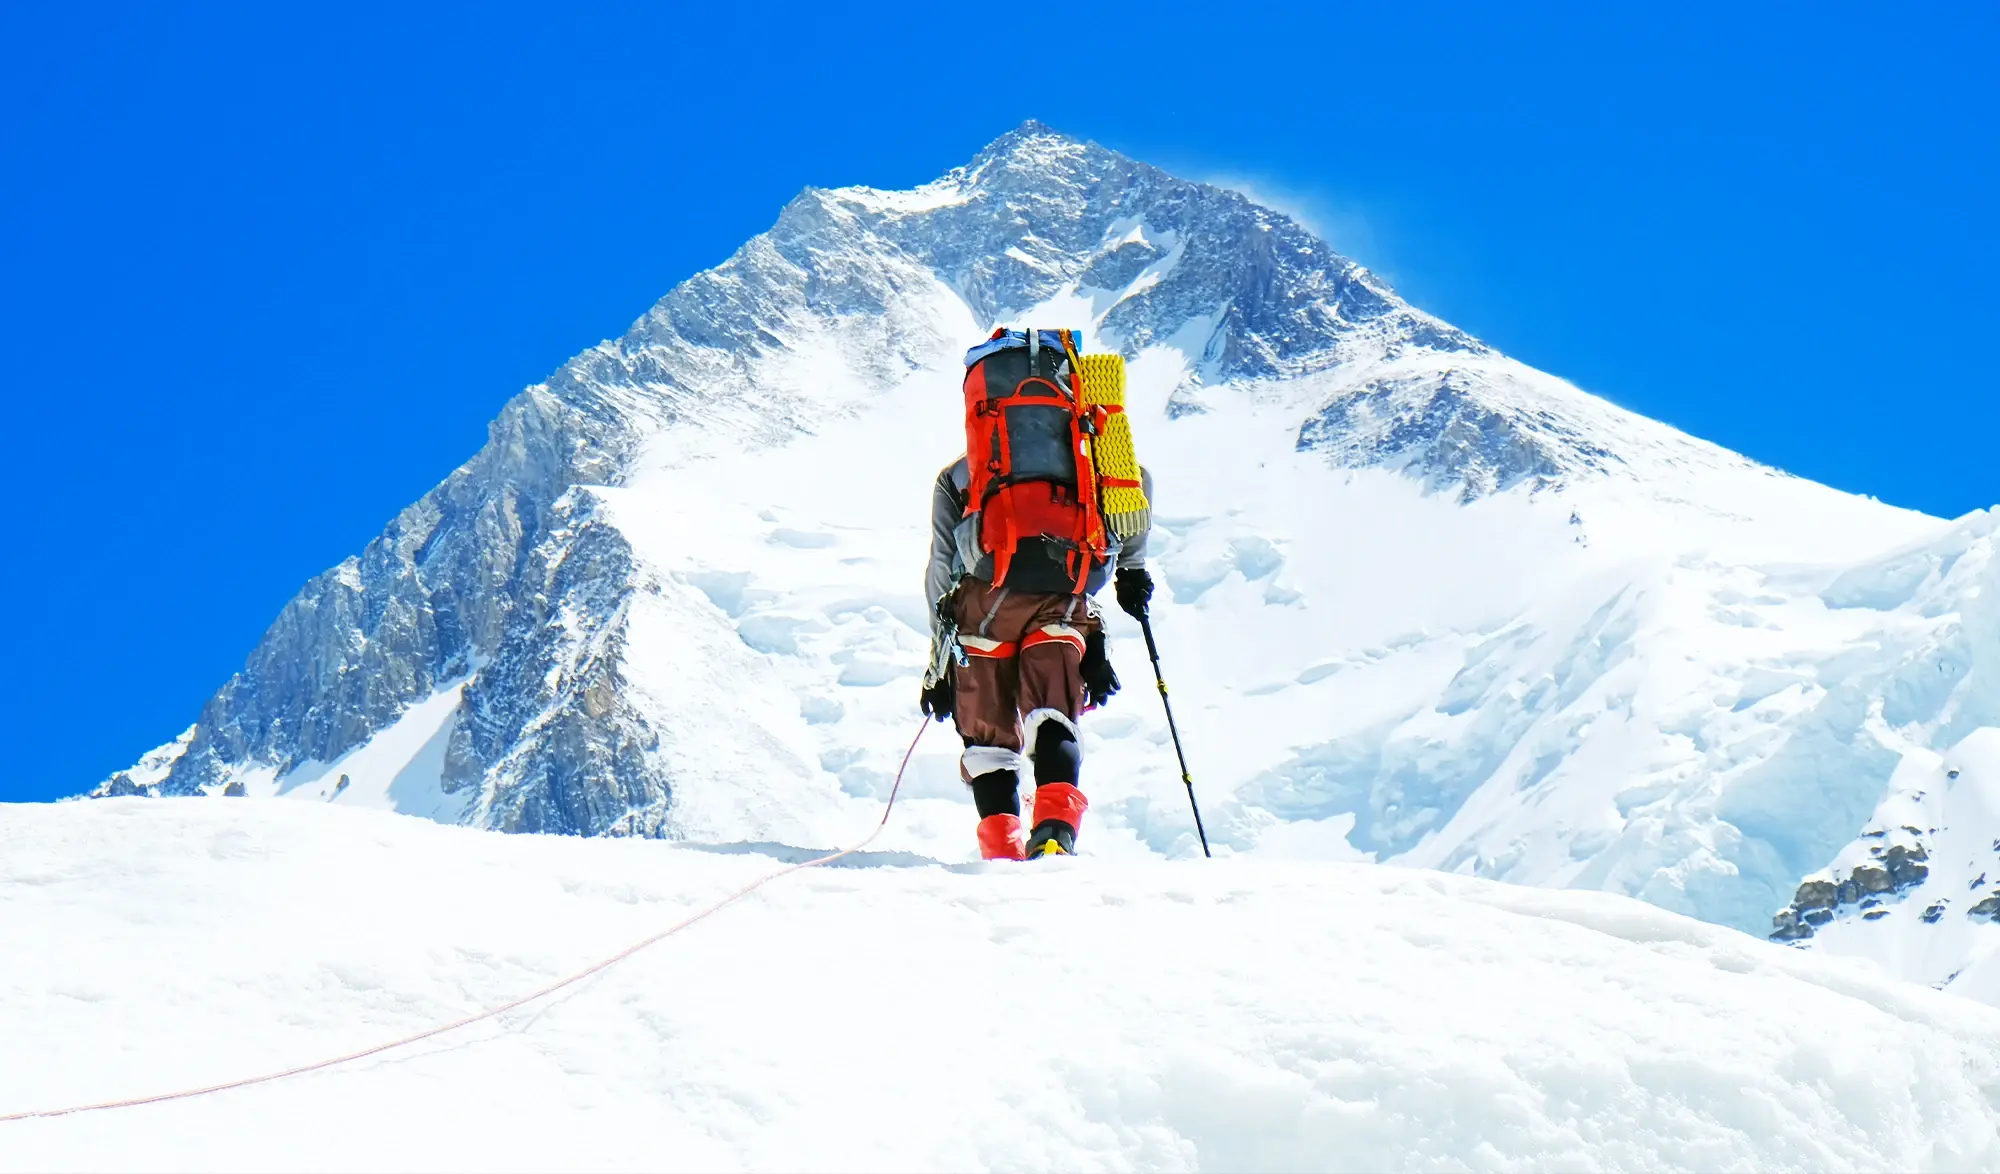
1137;614;1211;858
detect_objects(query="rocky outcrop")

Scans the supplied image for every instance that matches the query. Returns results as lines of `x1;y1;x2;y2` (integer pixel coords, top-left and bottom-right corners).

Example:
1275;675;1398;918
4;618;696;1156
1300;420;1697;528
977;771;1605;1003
1773;841;1930;941
1297;368;1622;500
442;491;667;836
101;383;631;801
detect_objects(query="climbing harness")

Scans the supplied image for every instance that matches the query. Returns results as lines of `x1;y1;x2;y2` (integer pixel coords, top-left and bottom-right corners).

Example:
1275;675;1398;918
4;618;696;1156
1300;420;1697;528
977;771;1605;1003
0;718;934;1124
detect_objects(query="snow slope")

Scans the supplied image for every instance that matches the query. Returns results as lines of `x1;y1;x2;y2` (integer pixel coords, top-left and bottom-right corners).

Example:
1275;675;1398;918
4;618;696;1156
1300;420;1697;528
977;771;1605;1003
90;122;2000;988
6;800;2000;1172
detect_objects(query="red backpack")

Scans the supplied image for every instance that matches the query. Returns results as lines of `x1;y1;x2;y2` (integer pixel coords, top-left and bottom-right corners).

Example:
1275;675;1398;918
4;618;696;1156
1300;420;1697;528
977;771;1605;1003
961;327;1110;594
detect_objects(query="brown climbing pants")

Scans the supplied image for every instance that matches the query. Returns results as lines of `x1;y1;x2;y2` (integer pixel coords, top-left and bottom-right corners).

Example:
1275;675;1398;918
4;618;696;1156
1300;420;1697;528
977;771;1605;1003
951;578;1100;766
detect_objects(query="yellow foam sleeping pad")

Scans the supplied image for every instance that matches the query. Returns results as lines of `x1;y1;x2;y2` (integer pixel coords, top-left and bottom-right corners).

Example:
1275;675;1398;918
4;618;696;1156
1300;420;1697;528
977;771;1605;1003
1078;352;1151;541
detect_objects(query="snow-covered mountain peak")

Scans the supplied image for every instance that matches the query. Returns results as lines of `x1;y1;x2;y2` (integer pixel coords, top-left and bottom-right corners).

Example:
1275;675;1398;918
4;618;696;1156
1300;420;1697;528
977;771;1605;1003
520;120;1780;514
800;124;1813;507
91;124;2000;1009
960;116;1094;170
771;121;1485;377
923;117;1106;199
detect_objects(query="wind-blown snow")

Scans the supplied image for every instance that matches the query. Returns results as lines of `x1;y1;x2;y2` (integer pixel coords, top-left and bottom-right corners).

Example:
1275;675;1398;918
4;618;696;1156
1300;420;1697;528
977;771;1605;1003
5;800;1999;1172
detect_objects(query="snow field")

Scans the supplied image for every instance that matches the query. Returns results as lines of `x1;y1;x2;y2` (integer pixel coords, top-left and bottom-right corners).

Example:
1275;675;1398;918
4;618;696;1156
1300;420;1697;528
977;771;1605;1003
5;800;1999;1172
257;680;472;819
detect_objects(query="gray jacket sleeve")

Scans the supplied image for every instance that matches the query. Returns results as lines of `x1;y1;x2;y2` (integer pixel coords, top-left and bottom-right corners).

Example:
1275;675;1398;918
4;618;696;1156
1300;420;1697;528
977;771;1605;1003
924;464;965;633
1117;466;1156;570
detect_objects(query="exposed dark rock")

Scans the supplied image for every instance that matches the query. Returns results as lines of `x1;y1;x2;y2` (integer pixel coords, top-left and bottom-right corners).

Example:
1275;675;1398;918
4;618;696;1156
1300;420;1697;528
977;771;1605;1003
1296;369;1614;501
1770;908;1813;942
1772;845;1934;943
99;774;147;798
1793;879;1838;912
1884;843;1930;888
1853;864;1895;895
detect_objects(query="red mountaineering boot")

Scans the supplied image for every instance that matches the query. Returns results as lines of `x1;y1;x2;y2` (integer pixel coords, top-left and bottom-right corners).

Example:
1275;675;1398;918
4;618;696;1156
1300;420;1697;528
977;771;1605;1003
1025;782;1088;857
976;813;1027;861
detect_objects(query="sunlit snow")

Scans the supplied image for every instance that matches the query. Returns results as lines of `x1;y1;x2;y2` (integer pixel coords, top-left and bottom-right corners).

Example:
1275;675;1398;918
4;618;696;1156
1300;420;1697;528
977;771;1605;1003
4;800;1998;1171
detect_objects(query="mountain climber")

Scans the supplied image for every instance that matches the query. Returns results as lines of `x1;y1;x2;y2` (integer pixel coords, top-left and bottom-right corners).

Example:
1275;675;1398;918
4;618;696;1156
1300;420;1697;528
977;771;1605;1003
920;327;1155;860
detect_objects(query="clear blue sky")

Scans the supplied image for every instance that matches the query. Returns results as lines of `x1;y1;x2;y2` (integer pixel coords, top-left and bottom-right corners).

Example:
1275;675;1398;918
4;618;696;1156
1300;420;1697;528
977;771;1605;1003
2;3;1994;802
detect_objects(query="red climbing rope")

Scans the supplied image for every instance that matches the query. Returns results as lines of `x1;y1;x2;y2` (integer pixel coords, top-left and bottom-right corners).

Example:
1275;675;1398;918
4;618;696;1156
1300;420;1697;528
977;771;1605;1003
0;718;933;1124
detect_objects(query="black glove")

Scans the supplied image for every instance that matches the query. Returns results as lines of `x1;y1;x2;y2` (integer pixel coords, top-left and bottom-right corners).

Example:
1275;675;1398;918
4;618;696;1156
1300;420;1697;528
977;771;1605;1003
1080;630;1120;708
920;670;954;723
1114;566;1154;621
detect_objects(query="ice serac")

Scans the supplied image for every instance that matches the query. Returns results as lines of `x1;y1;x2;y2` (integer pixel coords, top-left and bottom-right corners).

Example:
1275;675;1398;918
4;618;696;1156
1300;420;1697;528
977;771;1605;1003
90;122;1999;991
